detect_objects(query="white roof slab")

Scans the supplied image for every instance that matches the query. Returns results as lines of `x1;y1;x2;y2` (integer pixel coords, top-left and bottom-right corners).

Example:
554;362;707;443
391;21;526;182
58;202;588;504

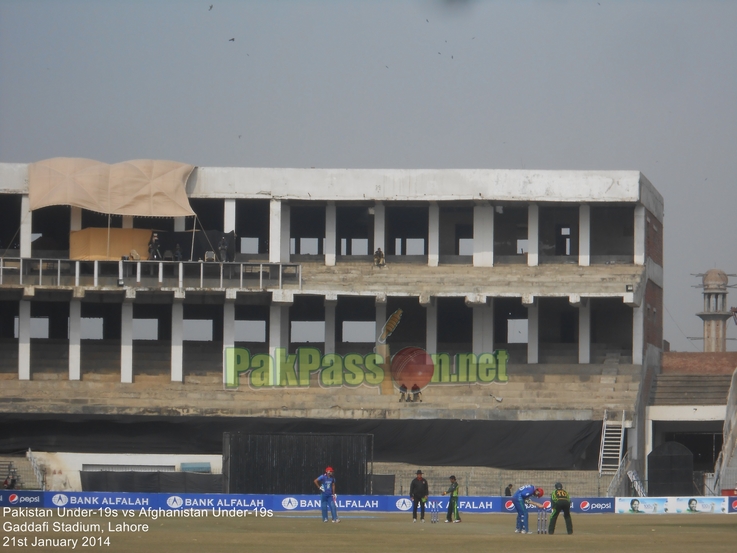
0;163;663;222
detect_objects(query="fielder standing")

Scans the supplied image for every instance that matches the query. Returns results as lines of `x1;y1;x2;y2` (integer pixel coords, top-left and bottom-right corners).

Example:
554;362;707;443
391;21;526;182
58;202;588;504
314;466;340;523
511;484;544;534
548;482;573;534
442;475;461;523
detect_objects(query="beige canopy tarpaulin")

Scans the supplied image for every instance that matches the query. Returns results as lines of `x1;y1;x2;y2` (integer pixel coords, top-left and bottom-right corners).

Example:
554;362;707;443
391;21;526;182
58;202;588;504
70;228;153;261
28;158;195;217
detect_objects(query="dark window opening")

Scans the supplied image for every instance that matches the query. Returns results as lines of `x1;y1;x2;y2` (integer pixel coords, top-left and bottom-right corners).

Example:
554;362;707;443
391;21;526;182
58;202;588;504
291;205;326;256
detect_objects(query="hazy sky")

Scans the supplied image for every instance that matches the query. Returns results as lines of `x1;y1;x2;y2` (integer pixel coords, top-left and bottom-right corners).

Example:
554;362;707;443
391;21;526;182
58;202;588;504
1;0;735;351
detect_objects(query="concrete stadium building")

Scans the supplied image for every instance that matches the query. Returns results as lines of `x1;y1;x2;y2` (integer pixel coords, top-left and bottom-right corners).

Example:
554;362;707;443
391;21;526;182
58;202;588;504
0;160;665;492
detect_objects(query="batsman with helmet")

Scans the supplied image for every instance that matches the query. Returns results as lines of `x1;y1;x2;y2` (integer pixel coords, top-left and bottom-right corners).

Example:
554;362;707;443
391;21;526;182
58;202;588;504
511;484;544;534
548;482;573;534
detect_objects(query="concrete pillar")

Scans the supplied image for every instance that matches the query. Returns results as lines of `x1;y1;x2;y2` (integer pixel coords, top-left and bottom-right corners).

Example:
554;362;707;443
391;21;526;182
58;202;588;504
223;300;235;372
375;299;387;342
224;199;236;233
644;419;653;461
171;301;183;382
428;203;440;267
325;202;337;266
632;304;644;365
281;204;291;262
122;216;133;229
526;300;539;364
473;204;494;267
373;202;385;253
121;302;133;383
472;299;494;355
634;205;646;266
324;298;337;354
18;300;31;380
269;200;290;263
424;299;437;354
20;195;32;258
527;204;539;267
579;204;590;267
69;300;81;380
70;207;82;232
269;305;290;385
578;299;591;364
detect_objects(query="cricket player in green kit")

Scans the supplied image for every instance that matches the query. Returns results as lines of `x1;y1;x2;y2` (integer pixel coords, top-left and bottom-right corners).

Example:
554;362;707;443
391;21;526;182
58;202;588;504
442;475;461;523
548;482;573;534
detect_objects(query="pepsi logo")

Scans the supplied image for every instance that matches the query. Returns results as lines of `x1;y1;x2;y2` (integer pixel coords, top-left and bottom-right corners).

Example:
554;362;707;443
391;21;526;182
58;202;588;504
580;501;590;511
9;494;19;504
732;500;737;510
505;500;515;511
542;501;551;509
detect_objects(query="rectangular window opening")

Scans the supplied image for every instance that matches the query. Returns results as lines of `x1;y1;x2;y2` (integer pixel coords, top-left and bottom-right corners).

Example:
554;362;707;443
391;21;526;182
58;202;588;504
183;319;213;341
80;317;104;340
507;319;528;344
406;238;425;255
351;238;368;256
240;237;259;254
342;321;375;343
291;321;325;343
235;320;266;342
458;238;473;256
133;319;158;341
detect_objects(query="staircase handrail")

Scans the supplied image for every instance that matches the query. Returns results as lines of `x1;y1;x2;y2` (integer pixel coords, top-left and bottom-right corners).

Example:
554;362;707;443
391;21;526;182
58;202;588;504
598;409;609;475
627;469;647;497
26;449;46;491
606;450;630;497
713;367;737;492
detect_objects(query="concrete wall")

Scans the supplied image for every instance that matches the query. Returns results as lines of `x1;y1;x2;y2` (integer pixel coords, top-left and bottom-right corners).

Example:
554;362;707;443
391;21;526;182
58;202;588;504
662;352;737;374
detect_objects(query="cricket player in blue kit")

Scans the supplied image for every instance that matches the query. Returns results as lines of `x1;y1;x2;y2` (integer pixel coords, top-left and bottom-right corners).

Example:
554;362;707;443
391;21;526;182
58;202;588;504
511;484;544;534
314;467;340;523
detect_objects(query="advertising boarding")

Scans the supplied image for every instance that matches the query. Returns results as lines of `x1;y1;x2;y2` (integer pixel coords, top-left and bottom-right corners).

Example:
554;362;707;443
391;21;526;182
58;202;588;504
0;491;732;514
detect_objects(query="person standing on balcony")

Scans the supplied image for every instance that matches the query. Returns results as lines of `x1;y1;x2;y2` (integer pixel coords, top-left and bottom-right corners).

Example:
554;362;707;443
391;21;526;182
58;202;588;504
218;236;228;262
148;233;161;260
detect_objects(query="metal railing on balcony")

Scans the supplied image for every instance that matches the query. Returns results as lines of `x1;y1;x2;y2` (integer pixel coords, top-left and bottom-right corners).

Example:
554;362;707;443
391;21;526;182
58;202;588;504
0;257;301;290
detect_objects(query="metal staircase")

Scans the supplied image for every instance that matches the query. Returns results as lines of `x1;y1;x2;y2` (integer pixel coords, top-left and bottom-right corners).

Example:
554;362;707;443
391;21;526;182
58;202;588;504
599;410;625;475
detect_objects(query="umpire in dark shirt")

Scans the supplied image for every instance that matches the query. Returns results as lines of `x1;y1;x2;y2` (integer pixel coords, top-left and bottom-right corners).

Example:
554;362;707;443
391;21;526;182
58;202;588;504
409;470;429;522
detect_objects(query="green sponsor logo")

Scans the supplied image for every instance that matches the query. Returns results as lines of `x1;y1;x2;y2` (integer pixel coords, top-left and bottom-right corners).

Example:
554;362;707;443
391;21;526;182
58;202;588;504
223;347;508;389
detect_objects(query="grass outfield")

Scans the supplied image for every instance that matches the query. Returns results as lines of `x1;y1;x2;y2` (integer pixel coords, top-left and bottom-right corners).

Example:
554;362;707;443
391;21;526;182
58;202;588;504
3;512;737;552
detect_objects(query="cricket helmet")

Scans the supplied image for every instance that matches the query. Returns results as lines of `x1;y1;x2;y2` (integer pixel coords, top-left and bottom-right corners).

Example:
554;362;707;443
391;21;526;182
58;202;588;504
534;487;544;497
325;466;334;473
555;482;563;490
